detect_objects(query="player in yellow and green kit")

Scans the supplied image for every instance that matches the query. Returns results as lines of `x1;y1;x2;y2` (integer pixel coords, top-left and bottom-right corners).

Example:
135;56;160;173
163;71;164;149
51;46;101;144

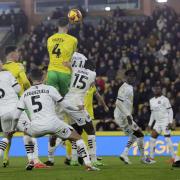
2;46;46;168
46;17;77;96
45;17;78;166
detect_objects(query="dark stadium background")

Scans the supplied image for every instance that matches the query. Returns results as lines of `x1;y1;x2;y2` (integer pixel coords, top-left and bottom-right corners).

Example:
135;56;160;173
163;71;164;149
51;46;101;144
0;0;179;132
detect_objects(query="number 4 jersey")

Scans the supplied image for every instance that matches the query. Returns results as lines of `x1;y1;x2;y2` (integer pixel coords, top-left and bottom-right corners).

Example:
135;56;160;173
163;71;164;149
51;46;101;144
64;67;96;106
47;33;78;74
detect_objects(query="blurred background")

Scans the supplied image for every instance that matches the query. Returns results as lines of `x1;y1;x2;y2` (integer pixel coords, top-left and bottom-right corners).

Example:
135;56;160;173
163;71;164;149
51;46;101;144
0;0;179;132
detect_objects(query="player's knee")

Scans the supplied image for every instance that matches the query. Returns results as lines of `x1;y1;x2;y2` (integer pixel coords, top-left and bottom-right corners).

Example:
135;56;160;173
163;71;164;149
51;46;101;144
83;122;95;135
49;135;57;147
151;130;159;138
23;135;33;145
72;124;83;135
133;130;144;138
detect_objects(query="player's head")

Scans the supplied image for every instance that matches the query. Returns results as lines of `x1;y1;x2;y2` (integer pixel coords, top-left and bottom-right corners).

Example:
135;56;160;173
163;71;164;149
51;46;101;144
84;60;96;71
153;83;162;97
58;17;69;32
125;69;136;84
5;45;20;62
30;68;44;84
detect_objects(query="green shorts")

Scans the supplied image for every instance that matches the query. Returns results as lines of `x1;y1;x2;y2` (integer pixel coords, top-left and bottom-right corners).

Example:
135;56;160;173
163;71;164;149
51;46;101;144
47;71;71;96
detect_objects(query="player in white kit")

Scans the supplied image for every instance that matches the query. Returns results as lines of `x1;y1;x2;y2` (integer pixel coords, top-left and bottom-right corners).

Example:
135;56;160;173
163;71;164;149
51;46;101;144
62;59;102;166
114;69;153;164
148;83;175;162
0;60;45;169
13;68;99;171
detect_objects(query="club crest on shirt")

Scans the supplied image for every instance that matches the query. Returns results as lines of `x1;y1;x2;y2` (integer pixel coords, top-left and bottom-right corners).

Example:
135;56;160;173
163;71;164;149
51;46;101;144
158;101;161;104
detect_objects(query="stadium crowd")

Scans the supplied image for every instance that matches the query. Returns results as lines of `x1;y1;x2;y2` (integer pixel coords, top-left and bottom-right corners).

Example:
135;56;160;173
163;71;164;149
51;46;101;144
0;9;27;38
18;5;180;130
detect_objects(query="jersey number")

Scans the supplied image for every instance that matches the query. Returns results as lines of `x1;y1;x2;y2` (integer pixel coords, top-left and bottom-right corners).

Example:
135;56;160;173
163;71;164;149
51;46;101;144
0;88;5;99
52;44;61;58
31;95;42;113
72;73;88;89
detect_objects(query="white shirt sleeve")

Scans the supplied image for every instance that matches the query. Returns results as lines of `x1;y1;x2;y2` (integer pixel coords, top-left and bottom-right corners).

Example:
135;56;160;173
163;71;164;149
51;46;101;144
49;86;63;102
8;72;21;94
17;95;26;110
148;100;154;127
164;98;173;123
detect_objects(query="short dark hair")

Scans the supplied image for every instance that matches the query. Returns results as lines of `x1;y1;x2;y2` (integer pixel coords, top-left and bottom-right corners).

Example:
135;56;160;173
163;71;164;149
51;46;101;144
30;68;44;81
84;60;96;71
5;45;17;55
58;17;69;27
125;69;136;76
154;81;161;88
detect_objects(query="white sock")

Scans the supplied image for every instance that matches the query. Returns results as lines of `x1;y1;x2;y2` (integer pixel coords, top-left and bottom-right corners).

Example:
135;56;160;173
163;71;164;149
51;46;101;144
71;141;78;161
150;137;156;159
0;138;9;157
123;135;136;156
23;135;34;162
137;137;145;158
88;135;97;162
165;137;175;159
48;138;63;162
32;138;40;164
76;139;91;166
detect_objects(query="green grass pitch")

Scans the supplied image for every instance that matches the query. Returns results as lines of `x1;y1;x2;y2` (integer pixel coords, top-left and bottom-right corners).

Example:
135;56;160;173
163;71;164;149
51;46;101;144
0;157;179;180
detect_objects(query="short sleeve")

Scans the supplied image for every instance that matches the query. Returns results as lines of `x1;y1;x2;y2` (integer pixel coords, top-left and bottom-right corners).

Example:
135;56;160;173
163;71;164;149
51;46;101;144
49;86;63;102
164;98;171;109
117;86;126;102
17;95;26;111
9;72;18;88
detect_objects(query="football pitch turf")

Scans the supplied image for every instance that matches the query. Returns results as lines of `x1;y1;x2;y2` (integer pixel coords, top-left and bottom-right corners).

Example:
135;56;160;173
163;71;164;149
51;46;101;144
0;157;179;180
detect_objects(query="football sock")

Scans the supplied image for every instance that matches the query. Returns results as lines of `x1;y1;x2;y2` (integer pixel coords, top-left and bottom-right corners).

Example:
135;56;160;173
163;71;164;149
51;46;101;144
0;138;9;157
123;135;136;156
88;135;97;162
137;137;145;157
165;137;175;159
76;139;91;166
48;138;63;162
71;141;78;161
175;142;180;161
149;137;156;159
23;135;34;162
3;137;11;161
32;138;39;164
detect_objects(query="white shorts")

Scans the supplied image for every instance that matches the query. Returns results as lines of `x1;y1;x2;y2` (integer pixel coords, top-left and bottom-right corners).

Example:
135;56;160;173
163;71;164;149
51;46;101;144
114;115;139;135
0;110;30;133
63;108;92;126
24;116;73;139
153;123;171;135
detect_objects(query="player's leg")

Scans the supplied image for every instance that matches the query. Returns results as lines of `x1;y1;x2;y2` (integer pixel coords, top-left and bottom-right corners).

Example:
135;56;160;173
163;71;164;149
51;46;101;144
164;134;175;159
70;123;83;166
0;112;14;166
44;136;65;166
23;134;35;170
172;142;180;167
57;72;71;96
55;120;99;171
3;137;11;167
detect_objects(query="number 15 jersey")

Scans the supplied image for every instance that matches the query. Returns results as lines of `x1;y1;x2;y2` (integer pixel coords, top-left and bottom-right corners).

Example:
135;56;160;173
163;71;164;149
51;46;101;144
64;67;96;106
47;33;78;74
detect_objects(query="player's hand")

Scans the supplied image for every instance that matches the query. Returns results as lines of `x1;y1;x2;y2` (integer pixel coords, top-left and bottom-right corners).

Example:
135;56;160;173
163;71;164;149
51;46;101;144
6;130;16;136
104;106;109;112
168;123;174;130
77;105;84;110
127;115;133;125
62;61;71;68
147;126;151;132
